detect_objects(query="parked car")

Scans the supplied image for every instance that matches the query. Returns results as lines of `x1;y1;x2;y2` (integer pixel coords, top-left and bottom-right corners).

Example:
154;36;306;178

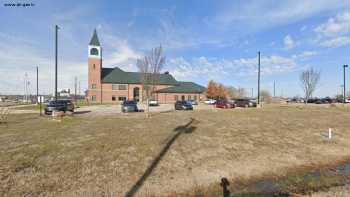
44;99;74;115
307;98;319;103
234;98;257;108
149;100;159;106
204;99;216;105
188;100;198;105
287;98;304;103
337;98;350;103
322;97;333;103
215;100;235;109
121;100;139;112
175;101;193;110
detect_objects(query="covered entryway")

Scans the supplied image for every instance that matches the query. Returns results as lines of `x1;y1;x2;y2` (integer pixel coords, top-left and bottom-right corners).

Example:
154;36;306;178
133;87;140;102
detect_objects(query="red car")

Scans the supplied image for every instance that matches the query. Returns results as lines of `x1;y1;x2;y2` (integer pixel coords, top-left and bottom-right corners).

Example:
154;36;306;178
215;100;235;109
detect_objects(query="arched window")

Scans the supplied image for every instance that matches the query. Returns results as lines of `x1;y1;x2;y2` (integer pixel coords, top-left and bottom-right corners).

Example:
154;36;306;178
90;48;99;56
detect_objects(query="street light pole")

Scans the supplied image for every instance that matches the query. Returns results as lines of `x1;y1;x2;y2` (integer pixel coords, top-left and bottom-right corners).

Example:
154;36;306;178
36;66;39;104
55;25;59;101
344;65;348;104
257;51;261;106
36;66;42;116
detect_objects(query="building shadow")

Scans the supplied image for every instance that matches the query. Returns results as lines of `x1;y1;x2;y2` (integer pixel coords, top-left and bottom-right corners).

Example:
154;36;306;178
73;110;91;115
124;118;197;197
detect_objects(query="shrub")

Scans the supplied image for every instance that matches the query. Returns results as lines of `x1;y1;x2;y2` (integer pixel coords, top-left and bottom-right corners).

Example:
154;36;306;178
0;107;10;124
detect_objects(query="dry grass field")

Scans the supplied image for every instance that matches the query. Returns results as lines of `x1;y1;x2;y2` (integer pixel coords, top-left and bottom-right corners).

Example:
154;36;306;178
1;104;350;196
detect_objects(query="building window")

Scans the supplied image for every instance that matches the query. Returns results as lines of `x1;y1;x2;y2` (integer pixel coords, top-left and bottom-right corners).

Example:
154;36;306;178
194;95;197;101
118;85;127;90
112;84;118;90
91;95;96;101
92;83;96;89
175;95;178;101
112;84;127;90
188;95;191;100
112;96;116;101
90;48;99;56
93;64;96;69
118;96;126;101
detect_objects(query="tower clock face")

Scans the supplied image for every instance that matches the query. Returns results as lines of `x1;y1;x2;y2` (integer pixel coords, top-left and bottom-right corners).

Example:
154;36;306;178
90;48;99;56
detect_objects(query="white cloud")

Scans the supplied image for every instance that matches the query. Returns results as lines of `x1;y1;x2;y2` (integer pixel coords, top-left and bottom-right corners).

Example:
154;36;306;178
320;36;350;48
292;51;318;59
101;33;143;71
0;33;86;95
166;55;299;82
314;10;350;48
283;35;295;50
315;10;350;36
215;0;350;31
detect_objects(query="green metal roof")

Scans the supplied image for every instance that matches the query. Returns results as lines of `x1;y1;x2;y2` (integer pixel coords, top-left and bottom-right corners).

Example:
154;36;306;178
89;29;100;46
101;67;179;85
155;81;206;93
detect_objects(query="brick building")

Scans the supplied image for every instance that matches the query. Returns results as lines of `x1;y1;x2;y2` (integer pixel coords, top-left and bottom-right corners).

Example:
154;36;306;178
87;30;206;103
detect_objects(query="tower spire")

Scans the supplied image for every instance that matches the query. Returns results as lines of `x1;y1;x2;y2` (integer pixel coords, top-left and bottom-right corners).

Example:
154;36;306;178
89;29;100;46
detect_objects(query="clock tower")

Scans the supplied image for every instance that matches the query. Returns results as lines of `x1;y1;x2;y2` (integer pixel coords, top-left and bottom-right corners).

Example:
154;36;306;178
87;29;102;102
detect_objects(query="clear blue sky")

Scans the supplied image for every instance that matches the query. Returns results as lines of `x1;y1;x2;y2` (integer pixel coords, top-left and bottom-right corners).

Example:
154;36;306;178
1;0;350;97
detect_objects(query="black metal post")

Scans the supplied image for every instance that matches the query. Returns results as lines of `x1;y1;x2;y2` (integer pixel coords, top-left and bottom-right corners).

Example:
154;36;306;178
55;25;59;101
344;65;348;104
220;178;231;197
258;51;261;105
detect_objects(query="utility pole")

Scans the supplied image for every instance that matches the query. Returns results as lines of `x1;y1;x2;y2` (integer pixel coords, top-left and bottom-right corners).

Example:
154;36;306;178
343;65;348;104
273;80;276;97
78;80;81;96
36;66;42;116
257;51;261;106
36;66;39;104
74;76;77;104
24;72;28;103
55;25;59;101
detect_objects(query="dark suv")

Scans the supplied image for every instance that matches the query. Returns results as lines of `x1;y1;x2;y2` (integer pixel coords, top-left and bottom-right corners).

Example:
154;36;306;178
44;100;74;114
121;100;139;112
234;99;257;108
175;101;193;110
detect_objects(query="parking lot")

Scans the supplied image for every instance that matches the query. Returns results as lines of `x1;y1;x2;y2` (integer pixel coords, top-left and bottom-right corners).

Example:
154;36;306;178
77;103;218;116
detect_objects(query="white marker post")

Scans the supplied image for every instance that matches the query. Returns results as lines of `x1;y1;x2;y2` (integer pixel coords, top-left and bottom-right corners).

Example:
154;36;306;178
328;128;332;139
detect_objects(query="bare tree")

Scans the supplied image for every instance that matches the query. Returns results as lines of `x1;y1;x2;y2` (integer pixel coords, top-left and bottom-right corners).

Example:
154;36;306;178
137;45;165;116
260;90;272;104
226;86;246;99
300;67;321;104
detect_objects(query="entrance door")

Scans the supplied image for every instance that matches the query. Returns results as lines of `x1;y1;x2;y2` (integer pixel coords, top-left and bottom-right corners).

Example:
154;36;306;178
181;95;185;101
133;87;140;102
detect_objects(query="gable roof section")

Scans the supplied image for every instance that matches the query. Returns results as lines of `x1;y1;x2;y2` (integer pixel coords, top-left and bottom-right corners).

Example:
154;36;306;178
155;81;206;93
101;67;178;85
